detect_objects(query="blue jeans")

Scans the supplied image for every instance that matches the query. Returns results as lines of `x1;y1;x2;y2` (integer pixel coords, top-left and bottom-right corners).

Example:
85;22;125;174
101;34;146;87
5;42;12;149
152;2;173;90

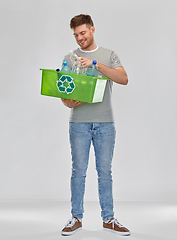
69;122;116;221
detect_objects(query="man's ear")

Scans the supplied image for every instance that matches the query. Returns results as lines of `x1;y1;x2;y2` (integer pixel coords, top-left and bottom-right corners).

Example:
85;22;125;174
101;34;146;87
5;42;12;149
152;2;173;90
90;26;95;34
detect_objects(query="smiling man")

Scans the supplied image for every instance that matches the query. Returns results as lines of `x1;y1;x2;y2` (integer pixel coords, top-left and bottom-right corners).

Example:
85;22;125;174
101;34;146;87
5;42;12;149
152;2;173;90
61;14;130;236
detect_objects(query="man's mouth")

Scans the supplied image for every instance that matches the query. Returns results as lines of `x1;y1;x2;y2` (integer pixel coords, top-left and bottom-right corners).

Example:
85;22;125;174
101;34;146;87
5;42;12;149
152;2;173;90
79;40;86;45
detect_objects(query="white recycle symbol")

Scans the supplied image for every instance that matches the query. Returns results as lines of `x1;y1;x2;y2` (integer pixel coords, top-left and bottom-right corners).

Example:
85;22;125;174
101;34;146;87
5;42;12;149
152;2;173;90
56;75;75;94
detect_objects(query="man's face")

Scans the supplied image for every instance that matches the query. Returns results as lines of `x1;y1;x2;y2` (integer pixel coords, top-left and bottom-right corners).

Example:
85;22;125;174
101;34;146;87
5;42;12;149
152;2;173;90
73;24;95;50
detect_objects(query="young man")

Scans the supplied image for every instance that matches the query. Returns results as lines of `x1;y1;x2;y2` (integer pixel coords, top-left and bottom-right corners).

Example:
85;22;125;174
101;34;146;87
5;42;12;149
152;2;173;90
61;14;130;236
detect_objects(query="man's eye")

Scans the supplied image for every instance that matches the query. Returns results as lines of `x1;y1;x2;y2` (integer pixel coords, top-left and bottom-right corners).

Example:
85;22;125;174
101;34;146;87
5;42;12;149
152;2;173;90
81;32;85;35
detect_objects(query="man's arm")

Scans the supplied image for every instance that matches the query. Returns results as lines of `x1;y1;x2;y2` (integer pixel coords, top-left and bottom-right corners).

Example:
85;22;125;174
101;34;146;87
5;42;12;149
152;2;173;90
97;63;128;85
61;98;84;108
81;57;128;85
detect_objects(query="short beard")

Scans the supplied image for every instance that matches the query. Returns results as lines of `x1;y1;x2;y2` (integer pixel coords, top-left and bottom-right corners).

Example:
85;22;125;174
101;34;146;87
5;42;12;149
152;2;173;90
79;37;93;50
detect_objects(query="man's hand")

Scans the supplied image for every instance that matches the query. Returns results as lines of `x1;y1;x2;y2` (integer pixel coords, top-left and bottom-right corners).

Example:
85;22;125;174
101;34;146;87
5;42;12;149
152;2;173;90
80;57;128;85
61;98;85;108
81;57;92;68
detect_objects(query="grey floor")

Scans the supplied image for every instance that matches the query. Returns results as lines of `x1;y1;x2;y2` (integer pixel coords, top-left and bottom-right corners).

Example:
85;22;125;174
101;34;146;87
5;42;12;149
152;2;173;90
0;201;176;240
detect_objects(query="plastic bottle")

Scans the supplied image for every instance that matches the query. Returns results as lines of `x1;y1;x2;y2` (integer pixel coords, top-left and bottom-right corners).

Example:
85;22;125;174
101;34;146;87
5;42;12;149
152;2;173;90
86;60;98;77
72;57;85;75
61;61;71;73
69;50;79;62
69;50;84;75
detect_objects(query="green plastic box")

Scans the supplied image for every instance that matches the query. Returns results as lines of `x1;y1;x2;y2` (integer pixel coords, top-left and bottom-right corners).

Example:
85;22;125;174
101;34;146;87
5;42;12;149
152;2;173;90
40;69;108;103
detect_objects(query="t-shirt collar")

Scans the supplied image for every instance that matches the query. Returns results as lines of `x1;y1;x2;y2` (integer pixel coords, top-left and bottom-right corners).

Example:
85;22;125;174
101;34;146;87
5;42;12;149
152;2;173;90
79;45;98;53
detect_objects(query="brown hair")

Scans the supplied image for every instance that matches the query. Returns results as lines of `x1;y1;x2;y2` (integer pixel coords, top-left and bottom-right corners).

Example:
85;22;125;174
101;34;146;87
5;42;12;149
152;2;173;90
70;14;94;29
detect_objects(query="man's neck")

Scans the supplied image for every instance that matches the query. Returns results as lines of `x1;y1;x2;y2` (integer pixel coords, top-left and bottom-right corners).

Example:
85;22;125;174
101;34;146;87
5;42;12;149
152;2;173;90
80;41;97;52
80;45;98;53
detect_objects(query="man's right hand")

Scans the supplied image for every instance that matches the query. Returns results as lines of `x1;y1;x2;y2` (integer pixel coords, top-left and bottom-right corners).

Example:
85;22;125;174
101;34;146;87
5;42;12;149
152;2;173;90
61;98;85;108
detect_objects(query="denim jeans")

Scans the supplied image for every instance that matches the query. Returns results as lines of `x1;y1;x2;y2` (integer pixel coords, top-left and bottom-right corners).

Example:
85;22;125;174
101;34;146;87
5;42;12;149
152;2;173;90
69;122;116;221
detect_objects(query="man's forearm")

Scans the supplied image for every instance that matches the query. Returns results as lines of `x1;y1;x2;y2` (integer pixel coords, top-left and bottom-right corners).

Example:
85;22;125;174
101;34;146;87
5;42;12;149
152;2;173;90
97;62;128;85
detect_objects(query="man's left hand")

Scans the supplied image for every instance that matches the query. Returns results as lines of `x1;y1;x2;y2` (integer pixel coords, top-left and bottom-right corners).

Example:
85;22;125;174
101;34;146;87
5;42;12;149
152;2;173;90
81;57;92;68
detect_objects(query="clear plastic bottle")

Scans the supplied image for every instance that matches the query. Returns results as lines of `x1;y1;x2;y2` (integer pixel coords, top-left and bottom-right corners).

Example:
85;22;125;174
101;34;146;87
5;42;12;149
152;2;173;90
86;60;98;77
69;50;79;62
69;50;84;75
72;57;84;75
61;61;71;73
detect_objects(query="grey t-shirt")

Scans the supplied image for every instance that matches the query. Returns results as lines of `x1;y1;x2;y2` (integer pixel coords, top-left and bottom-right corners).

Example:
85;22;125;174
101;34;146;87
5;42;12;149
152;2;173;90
63;47;122;122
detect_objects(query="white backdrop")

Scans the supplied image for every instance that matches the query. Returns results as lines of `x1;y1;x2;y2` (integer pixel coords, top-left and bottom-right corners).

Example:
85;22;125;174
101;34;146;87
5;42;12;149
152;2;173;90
0;0;177;201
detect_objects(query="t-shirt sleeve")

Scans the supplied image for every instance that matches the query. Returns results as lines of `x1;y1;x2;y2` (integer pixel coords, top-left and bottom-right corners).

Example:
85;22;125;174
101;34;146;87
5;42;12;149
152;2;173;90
110;51;123;69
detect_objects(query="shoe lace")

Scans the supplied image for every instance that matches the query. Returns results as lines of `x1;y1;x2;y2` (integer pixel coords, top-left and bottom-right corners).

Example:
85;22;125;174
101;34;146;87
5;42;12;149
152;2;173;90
65;217;78;228
109;218;124;228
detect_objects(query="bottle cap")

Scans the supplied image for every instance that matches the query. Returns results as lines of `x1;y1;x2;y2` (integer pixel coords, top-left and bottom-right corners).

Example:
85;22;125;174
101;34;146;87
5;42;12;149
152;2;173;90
63;61;67;66
92;60;97;65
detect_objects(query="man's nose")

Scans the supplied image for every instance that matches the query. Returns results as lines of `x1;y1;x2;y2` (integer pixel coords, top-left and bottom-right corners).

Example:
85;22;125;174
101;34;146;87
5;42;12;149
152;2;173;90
77;34;83;41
